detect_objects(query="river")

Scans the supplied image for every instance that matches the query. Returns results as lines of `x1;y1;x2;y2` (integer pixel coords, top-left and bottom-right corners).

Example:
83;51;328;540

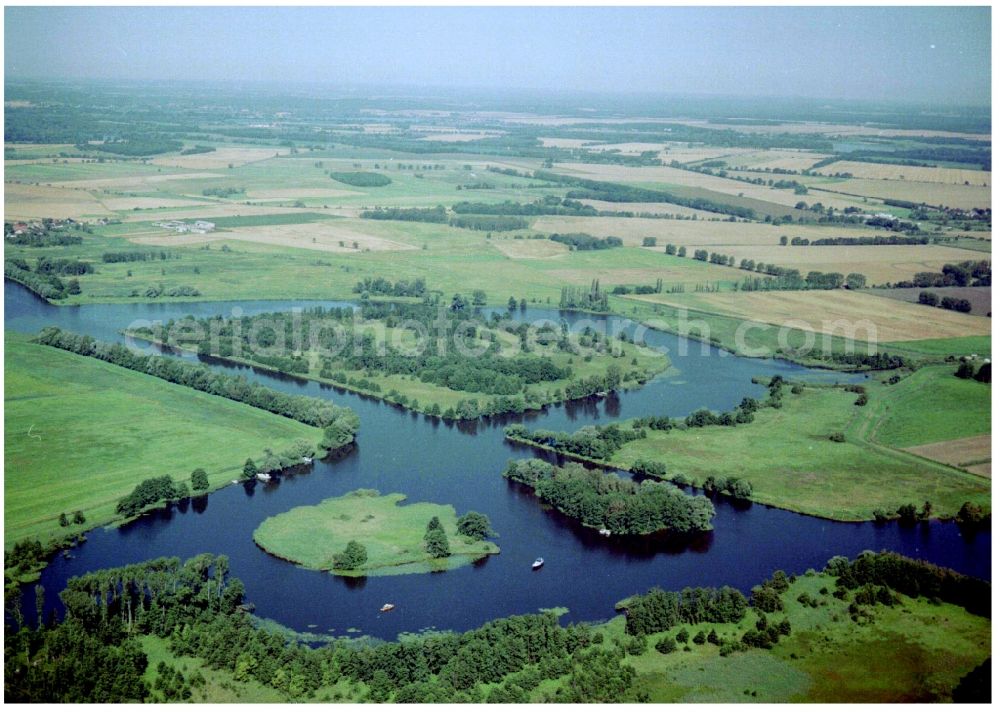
6;281;989;639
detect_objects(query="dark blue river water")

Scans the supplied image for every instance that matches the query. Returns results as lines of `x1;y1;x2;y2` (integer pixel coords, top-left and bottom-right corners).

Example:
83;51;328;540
6;281;989;639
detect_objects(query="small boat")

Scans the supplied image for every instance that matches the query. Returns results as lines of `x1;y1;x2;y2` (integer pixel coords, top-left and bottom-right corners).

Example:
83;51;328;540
532;558;544;570
256;472;272;482
380;603;396;613
231;479;240;484
302;456;313;464
598;528;611;537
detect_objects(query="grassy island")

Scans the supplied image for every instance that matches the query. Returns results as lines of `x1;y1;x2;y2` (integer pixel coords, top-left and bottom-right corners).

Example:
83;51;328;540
252;490;500;576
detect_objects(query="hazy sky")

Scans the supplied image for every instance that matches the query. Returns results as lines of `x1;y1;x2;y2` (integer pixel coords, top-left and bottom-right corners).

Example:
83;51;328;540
4;6;991;105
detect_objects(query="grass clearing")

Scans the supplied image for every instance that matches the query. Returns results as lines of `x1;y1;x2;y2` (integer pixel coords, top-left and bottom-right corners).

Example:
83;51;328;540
252;490;499;576
140;635;286;703
4;332;322;545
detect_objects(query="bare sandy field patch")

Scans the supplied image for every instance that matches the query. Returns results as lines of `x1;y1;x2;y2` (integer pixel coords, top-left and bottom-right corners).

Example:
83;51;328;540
816;162;991;186
4;183;112;220
491;239;570;259
626;288;992;343
906;435;991;477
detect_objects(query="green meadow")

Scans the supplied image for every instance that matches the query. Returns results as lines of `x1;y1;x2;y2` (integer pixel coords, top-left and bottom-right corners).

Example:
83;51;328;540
4;332;322;545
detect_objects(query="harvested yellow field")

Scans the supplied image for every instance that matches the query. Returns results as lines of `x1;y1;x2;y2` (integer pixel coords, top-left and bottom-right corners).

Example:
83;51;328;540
967;462;992;478
816;161;991;186
245;188;363;200
150;147;290;170
491;238;569;259
4;182;112;220
530;215;906;248
672;119;992;141
132;221;417;253
545;264;735;286
128;232;222;247
626;289;992;343
419;131;501;142
661;145;758;164
551;162;861;210
724;150;831;171
578;199;719;219
906;435;991;478
812;178;991;210
118;203;334;222
47;172;226;190
716;243;980;284
361;123;399;134
4;142;75;153
539;137;592;148
98;196;213;211
585;142;668;155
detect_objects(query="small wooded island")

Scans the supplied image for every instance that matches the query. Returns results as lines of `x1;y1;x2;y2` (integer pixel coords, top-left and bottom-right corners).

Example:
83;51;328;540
252;489;499;576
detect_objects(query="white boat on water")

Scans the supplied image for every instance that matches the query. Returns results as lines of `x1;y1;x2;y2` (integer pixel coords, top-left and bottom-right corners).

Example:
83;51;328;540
598;528;611;537
532;558;544;570
380;603;396;613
